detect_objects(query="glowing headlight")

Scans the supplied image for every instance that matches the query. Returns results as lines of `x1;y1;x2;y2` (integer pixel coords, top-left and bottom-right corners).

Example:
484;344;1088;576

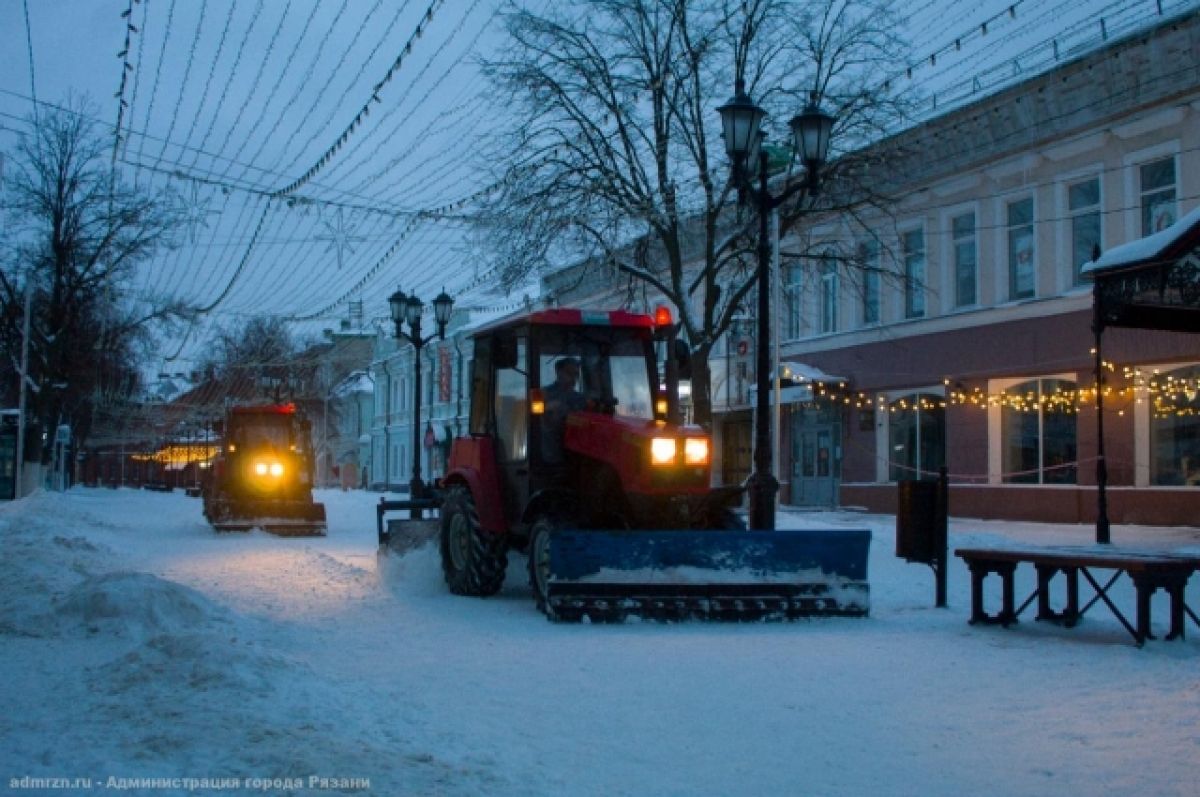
684;438;710;465
253;461;285;477
650;437;677;465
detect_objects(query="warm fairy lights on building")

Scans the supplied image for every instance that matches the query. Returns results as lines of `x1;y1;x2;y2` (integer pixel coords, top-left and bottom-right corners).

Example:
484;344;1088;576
820;355;1199;417
130;443;221;470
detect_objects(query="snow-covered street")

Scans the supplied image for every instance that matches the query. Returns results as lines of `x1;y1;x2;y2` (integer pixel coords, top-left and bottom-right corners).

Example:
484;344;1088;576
2;487;1199;796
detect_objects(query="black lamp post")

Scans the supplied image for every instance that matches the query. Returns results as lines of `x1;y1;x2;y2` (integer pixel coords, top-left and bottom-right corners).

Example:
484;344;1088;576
388;287;454;508
718;81;835;531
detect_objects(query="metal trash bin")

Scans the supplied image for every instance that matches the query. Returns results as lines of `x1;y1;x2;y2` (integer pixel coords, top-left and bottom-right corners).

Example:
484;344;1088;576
895;468;948;606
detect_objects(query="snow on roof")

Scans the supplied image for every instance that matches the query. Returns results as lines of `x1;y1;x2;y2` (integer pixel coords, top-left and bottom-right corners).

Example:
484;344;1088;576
332;371;374;397
1083;203;1200;275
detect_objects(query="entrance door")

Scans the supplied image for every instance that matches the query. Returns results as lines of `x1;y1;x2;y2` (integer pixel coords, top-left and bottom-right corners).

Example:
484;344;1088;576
791;424;840;507
721;419;752;492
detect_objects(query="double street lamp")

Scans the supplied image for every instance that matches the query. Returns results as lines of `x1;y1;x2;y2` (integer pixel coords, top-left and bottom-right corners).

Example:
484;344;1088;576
717;80;836;531
388;287;455;502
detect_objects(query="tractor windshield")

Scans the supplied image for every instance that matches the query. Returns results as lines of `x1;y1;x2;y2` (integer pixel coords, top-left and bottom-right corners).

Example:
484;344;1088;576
538;328;655;420
231;414;293;451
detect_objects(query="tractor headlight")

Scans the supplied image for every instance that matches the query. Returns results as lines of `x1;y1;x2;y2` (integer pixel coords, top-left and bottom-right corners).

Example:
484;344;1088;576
650;437;677;465
683;438;710;465
253;460;285;478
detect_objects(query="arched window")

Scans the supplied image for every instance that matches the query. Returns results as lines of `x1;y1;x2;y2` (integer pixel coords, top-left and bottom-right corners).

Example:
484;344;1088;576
1001;378;1076;484
1149;364;1200;486
888;392;945;481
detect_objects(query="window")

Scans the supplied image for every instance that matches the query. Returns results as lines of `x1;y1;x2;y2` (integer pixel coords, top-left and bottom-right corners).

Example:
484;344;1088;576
1140;156;1177;234
858;239;880;325
819;257;838;334
887;393;945;481
783;262;804;340
951;212;976;307
903;228;925;319
1007;197;1035;300
494;337;528;462
1068;177;1101;284
1149;365;1200;486
1001;378;1076;484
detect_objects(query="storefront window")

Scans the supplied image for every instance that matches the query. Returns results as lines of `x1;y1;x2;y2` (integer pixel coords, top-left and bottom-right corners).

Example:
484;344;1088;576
1001;378;1076;484
888;393;945;481
1149;365;1200;486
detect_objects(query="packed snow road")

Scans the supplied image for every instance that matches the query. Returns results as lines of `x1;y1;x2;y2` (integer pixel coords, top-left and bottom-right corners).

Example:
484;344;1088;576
2;487;1199;796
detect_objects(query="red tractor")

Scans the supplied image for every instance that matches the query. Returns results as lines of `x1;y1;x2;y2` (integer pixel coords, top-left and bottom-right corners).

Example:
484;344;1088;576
203;403;327;535
382;307;869;621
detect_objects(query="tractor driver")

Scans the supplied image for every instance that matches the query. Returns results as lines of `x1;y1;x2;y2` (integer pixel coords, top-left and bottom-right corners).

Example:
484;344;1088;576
541;357;586;464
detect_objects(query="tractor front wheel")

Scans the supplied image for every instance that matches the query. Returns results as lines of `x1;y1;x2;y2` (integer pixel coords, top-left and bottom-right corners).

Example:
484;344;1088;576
440;485;507;596
527;515;559;619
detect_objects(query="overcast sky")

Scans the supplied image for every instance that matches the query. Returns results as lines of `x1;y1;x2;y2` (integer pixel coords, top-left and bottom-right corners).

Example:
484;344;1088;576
1;0;1194;374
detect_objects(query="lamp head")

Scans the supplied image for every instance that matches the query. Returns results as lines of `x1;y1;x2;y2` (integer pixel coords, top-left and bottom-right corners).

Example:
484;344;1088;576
432;289;454;327
404;294;423;327
717;80;766;167
789;91;835;172
387;288;408;324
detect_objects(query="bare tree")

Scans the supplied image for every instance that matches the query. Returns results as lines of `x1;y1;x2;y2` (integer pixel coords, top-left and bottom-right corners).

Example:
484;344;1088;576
477;0;913;426
0;98;190;449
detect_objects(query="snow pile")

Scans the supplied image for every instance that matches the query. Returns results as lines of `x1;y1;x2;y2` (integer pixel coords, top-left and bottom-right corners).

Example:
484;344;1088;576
54;571;225;639
3;487;1200;795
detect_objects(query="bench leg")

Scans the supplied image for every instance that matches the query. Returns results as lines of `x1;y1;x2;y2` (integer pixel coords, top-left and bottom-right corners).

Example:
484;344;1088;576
1167;585;1186;641
1034;565;1081;627
969;564;987;625
966;561;1018;626
1065;568;1080;627
1000;564;1016;626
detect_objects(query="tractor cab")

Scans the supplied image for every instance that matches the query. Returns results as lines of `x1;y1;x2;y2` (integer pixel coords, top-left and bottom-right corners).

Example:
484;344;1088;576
466;309;670;529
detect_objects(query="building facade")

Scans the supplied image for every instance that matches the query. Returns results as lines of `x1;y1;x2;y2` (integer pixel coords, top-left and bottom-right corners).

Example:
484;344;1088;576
711;13;1200;524
369;317;474;492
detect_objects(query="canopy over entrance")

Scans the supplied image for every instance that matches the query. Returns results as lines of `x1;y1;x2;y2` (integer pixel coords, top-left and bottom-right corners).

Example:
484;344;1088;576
1084;205;1200;542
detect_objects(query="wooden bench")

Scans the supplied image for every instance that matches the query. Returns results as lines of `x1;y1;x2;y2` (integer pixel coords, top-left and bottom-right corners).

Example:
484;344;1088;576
955;545;1200;646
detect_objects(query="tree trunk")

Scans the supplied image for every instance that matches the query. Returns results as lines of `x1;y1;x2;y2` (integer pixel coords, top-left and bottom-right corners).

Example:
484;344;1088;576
690;345;715;430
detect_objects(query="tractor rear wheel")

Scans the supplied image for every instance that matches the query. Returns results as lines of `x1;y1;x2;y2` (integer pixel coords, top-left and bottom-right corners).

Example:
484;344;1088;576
527;515;559;619
440;485;507;596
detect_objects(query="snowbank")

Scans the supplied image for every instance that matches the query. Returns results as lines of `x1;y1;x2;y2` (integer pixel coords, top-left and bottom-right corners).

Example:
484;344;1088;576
1;487;1198;796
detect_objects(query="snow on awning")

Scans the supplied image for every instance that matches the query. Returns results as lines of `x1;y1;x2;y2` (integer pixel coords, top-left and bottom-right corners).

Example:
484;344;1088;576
1083;204;1200;275
748;362;848;406
778;362;847;385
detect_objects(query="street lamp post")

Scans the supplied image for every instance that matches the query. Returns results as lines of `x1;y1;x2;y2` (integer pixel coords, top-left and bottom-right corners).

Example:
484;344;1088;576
388;287;454;513
718;81;835;531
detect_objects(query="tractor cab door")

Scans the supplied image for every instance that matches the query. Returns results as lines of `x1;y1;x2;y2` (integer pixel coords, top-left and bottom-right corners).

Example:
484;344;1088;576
483;332;531;525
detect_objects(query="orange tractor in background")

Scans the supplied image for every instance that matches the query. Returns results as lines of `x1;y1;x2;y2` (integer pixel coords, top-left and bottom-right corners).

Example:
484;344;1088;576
203;402;327;535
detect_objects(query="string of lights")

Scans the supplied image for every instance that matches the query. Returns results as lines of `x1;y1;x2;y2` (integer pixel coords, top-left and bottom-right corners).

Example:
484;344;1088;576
213;0;323;185
317;0;493;198
149;0;208;171
188;0;267;161
272;0;448;198
175;0;238;160
110;0;140;169
264;0;402;179
124;0;151;171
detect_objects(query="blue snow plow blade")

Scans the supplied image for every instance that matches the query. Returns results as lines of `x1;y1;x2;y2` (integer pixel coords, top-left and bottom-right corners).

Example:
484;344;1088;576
544;528;871;622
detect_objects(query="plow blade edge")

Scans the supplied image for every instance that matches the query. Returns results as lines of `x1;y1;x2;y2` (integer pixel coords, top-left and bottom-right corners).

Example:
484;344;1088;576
207;499;327;536
545;528;871;622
